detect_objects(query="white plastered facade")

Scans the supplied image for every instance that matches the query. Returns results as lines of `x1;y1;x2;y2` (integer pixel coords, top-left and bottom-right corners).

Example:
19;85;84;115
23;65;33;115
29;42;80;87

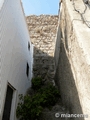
0;0;33;119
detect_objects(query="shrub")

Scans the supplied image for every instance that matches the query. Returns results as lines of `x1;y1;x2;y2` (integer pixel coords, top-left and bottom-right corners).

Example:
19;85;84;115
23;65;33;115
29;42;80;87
38;84;60;107
16;94;43;120
16;78;60;120
31;77;43;90
16;94;32;120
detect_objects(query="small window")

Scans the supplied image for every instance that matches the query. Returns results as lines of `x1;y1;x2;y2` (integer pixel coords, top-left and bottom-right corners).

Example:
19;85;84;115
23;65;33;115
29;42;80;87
28;42;30;50
26;63;29;77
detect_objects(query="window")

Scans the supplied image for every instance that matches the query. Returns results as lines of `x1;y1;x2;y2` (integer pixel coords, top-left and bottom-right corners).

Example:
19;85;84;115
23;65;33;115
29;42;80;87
26;63;29;77
28;42;30;50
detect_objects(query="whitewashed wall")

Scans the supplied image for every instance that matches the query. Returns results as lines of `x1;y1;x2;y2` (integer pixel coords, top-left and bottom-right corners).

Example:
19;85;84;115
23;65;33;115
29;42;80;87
0;0;33;119
0;0;4;9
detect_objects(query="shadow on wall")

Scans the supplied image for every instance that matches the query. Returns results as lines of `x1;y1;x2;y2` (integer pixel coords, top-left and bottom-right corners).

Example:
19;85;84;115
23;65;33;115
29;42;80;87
33;46;55;85
32;24;84;119
55;39;84;120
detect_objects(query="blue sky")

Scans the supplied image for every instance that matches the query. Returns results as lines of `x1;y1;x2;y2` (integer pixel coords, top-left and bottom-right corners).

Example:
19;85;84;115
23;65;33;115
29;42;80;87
21;0;60;16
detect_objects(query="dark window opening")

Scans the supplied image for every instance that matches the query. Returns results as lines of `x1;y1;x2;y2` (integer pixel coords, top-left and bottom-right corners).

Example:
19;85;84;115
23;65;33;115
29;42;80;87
26;63;29;77
28;42;30;50
2;85;13;120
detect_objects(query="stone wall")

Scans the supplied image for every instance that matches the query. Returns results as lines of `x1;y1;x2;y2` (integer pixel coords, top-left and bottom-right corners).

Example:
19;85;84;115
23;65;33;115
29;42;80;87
26;15;58;84
55;0;90;120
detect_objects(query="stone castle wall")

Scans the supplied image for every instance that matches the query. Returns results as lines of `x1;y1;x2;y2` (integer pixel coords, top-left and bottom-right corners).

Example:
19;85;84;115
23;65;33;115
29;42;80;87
26;15;58;83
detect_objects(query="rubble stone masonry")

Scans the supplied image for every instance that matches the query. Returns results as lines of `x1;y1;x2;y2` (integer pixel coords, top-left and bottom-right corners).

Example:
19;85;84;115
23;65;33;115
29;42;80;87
26;15;58;84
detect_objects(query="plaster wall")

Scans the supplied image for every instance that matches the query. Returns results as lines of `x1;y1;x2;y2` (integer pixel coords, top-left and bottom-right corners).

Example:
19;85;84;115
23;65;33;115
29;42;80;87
0;0;33;119
0;0;4;9
55;0;90;120
54;25;61;70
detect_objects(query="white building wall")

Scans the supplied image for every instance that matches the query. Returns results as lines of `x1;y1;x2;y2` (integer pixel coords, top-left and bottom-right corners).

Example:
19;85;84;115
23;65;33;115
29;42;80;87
0;0;4;9
0;0;33;119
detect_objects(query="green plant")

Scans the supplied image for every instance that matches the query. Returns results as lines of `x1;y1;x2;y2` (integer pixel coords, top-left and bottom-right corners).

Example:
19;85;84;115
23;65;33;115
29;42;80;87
38;84;60;108
16;94;43;120
31;77;43;90
16;94;32;120
16;77;60;120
